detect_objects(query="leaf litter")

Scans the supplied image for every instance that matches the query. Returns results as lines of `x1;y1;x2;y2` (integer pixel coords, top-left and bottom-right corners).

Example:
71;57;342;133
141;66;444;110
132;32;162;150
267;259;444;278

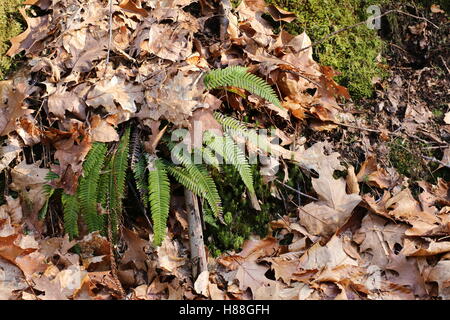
0;0;448;300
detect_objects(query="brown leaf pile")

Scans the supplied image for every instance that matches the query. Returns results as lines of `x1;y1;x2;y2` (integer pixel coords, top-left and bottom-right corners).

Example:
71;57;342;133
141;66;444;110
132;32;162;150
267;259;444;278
1;141;449;300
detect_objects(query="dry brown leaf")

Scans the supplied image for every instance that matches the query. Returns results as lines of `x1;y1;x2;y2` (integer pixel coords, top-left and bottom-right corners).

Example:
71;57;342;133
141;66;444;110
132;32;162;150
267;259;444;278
402;238;450;256
141;68;207;126
156;236;187;277
426;260;450;298
121;228;150;271
385;253;427;297
266;5;297;22
193;270;209;297
119;0;149;17
356;155;400;189
0;257;28;300
7;8;50;57
430;4;445;14
86;75;144;113
90;115;119;143
297;235;358;270
52;122;92;194
364;189;444;237
0;136;22;171
346;165;360;194
218;238;278;294
444;111;450;124
10;160;48;217
46;84;86;119
264;256;299;285
299;152;361;238
0;81;33;137
353;214;407;267
146;24;194;62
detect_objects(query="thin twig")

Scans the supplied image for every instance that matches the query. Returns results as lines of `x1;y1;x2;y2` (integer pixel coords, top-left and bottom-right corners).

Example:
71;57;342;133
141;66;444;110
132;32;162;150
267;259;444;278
334;122;382;133
275;179;318;201
105;0;114;68
422;155;450;169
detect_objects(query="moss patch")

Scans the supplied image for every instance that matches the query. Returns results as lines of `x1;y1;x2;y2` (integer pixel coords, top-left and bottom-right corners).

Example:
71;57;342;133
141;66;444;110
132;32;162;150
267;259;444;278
205;165;283;256
0;0;24;79
265;0;387;99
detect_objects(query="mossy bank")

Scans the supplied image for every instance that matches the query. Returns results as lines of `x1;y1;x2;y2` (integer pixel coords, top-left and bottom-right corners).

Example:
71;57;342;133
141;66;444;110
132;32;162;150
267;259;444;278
0;0;24;79
264;0;388;100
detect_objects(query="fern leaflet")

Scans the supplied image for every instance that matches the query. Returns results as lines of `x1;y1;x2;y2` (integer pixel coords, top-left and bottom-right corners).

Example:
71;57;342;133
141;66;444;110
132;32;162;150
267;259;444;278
78;142;107;233
173;150;222;217
108;127;131;235
204;66;282;108
203;131;254;194
147;157;171;246
62;193;80;239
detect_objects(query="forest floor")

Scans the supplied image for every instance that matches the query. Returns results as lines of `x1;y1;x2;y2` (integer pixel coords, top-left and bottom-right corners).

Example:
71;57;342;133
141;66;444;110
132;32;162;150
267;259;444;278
0;0;449;300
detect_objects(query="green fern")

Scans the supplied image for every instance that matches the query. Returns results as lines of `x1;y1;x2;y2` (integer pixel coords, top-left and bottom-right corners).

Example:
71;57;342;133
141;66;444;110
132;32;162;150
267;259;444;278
147;157;171;246
166;165;205;199
214;111;249;134
78;142;107;233
203;131;254;194
38;171;60;220
61;193;80;239
107;127;131;235
132;153;148;200
202;146;220;169
204;66;282;108
173;150;222;218
214;112;280;156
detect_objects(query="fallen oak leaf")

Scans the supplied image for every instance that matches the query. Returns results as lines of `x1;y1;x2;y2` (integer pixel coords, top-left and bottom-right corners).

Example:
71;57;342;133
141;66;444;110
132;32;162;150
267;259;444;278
119;0;149;17
402;237;450;256
90;115;119;143
46;83;86;119
218;237;278;295
86;76;144;113
0;257;28;300
356;155;400;189
121;228;149;271
6;8;50;57
298;150;361;239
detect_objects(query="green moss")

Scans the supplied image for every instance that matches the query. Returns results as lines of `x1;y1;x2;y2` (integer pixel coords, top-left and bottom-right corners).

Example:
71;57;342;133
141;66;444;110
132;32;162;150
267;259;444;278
265;0;387;99
388;138;434;182
205;165;283;256
0;0;24;79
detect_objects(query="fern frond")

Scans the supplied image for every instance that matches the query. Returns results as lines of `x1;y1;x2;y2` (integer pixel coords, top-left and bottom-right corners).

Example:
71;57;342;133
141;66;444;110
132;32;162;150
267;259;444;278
166;165;204;197
214;112;280;156
97;167;110;209
44;171;60;181
203;131;254;194
202;146;220;169
173;150;222;217
213;112;248;134
204;66;282;108
62;193;80;239
147;158;171;246
38;171;59;220
38;185;55;220
78;142;107;233
108;127;131;235
132;154;148;200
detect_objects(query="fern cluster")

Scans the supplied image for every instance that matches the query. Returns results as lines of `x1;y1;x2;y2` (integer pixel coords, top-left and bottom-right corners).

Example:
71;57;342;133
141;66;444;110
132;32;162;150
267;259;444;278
39;65;280;247
40;130;130;240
